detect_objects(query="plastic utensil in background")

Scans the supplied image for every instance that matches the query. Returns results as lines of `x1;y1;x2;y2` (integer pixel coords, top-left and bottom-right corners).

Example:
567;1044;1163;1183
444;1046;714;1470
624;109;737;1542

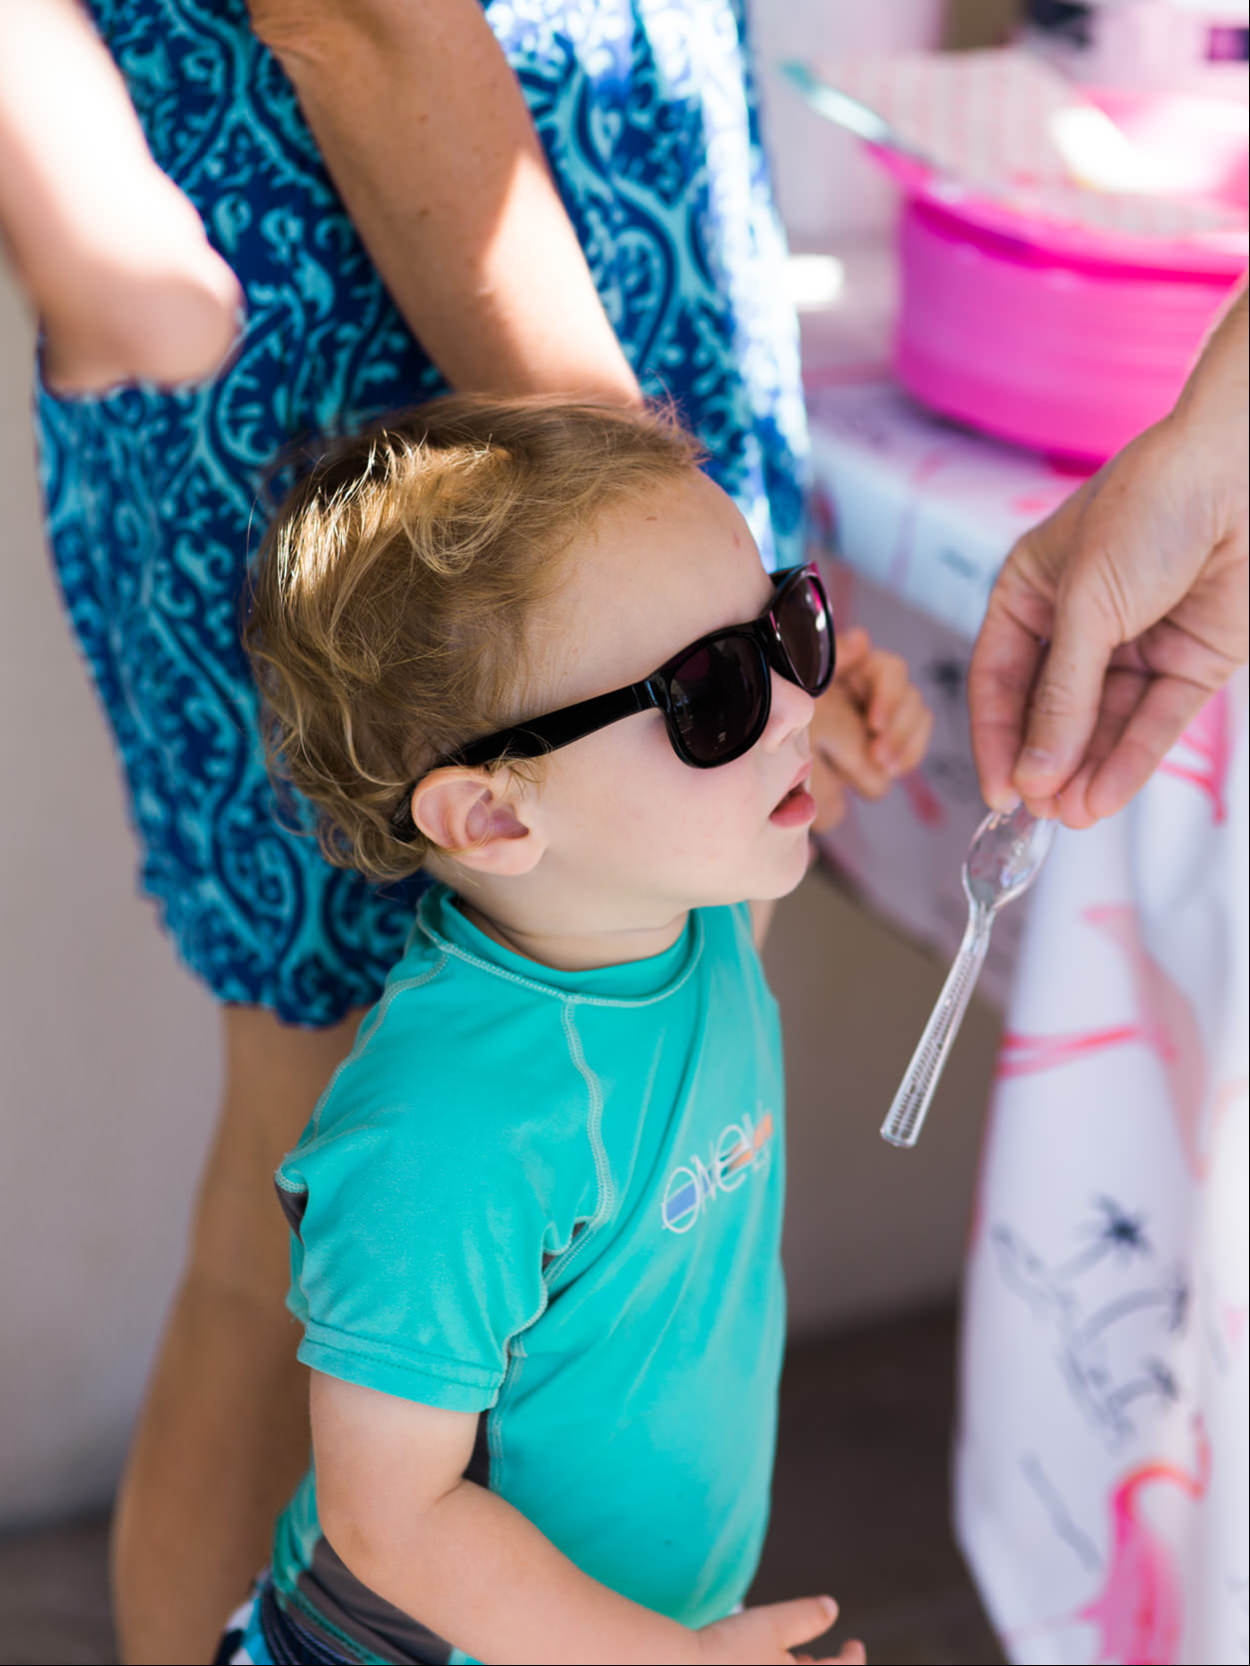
782;53;1166;199
780;50;1240;231
779;60;937;172
750;0;946;247
881;805;1057;1149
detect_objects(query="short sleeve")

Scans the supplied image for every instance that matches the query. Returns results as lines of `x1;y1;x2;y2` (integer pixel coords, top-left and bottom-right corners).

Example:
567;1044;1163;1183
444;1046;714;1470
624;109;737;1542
277;1099;571;1413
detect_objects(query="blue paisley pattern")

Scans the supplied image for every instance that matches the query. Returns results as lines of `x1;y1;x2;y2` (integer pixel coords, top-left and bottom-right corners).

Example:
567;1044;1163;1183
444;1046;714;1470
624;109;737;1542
36;0;807;1025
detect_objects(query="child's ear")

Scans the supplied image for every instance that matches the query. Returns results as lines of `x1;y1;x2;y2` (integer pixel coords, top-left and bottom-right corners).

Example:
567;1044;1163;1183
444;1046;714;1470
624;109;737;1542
408;768;546;875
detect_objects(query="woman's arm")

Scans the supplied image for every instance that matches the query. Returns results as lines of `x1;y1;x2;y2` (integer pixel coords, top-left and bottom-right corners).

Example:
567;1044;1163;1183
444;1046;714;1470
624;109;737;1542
0;0;240;389
247;0;640;402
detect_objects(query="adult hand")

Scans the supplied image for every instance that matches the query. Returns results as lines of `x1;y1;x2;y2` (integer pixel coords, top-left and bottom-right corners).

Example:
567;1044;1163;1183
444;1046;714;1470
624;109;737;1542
969;286;1248;828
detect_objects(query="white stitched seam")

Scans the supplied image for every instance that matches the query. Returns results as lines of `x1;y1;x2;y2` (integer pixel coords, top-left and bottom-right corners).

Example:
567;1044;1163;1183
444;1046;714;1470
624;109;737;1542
298;1319;501;1386
488;1000;616;1493
550;1002;616;1282
414;906;705;1010
487;1291;546;1497
308;958;448;1140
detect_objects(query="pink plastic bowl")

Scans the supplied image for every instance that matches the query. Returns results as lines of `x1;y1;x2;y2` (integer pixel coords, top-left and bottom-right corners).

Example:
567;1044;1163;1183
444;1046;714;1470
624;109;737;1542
894;194;1246;461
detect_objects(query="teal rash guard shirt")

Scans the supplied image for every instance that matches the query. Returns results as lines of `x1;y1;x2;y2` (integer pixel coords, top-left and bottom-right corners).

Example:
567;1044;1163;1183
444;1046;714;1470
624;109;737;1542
269;885;787;1664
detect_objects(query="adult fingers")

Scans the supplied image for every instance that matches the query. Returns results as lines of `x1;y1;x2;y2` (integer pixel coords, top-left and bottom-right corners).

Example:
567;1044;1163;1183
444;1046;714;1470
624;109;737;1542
1043;658;1209;826
1084;672;1215;822
968;567;1052;811
1048;664;1150;828
1010;573;1122;804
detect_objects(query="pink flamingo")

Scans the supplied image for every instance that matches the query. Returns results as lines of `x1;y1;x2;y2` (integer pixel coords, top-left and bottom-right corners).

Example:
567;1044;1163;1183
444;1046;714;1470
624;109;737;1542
996;906;1210;1178
1008;1419;1211;1665
999;1022;1146;1077
1157;688;1233;825
1075;1419;1211;1664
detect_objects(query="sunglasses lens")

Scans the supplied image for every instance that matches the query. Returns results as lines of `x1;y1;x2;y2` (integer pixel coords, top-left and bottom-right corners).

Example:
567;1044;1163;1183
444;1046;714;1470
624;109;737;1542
777;573;834;692
668;635;767;764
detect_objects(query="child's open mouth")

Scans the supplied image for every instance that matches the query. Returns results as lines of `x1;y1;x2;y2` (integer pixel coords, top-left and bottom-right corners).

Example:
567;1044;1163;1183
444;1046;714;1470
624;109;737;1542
769;768;817;827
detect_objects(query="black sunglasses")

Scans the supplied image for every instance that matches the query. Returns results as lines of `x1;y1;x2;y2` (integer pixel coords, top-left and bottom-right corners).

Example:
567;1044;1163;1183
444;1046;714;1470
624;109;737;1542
391;562;835;841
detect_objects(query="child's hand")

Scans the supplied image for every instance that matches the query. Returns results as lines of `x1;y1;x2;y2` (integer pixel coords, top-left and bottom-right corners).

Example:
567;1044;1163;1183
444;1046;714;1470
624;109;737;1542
696;1595;866;1665
809;628;933;832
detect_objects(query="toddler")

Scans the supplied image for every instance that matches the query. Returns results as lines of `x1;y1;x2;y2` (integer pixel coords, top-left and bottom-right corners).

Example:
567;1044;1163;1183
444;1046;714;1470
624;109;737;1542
222;396;931;1666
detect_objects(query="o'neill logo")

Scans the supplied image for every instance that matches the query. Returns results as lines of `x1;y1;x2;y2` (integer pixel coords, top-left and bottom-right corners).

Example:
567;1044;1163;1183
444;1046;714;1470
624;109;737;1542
660;1108;776;1234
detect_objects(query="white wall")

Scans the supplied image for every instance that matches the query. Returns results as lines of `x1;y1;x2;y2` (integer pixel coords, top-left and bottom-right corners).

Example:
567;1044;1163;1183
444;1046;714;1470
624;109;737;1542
0;271;221;1529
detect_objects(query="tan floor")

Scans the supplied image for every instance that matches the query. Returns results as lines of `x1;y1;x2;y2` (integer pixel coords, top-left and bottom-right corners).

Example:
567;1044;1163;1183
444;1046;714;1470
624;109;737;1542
0;1305;1001;1665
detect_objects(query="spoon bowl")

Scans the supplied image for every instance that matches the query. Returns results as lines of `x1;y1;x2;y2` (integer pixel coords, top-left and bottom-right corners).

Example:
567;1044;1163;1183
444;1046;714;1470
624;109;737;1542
881;805;1056;1149
964;802;1057;915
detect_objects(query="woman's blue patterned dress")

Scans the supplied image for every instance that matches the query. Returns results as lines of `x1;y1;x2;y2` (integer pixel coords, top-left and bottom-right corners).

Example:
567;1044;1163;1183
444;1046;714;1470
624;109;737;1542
36;0;807;1024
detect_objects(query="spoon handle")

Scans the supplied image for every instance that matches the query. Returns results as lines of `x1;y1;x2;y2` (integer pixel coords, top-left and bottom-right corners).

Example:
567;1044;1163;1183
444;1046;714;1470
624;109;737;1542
880;908;993;1149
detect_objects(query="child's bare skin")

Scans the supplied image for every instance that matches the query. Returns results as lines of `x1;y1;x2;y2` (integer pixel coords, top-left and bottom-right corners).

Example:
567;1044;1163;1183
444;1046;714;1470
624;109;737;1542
810;626;935;832
0;0;242;394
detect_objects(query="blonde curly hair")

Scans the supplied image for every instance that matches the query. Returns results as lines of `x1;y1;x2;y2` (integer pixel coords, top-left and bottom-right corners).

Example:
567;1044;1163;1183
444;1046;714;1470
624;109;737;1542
245;395;703;882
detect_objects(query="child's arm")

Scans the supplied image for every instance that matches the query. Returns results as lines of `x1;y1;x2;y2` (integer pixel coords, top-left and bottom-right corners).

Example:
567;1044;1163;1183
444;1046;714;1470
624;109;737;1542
312;1372;863;1666
0;0;240;390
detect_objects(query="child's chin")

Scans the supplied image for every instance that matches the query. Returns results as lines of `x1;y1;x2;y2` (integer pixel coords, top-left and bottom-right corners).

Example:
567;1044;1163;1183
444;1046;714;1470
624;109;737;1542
751;834;814;900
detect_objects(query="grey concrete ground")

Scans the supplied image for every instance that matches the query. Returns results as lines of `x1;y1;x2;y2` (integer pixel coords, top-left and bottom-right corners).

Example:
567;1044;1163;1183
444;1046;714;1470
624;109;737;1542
0;1304;1001;1665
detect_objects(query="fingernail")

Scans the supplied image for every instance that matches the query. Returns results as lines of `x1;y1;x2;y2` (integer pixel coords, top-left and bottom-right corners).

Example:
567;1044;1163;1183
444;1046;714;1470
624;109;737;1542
988;787;1021;812
1019;747;1057;778
821;1596;838;1621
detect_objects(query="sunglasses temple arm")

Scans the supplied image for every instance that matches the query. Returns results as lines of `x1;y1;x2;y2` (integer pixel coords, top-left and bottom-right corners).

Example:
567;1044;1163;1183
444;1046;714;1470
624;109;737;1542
506;678;666;756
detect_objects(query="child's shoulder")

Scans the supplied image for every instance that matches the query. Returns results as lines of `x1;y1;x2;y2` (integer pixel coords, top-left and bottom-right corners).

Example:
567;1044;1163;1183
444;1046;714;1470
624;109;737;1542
286;904;595;1165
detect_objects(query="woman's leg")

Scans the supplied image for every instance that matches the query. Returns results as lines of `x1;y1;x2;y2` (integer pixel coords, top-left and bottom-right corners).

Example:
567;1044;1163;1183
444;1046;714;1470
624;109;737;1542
111;1003;364;1665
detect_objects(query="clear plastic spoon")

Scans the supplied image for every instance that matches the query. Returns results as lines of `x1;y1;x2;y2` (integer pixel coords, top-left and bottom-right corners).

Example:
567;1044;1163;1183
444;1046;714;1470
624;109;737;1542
881;804;1057;1149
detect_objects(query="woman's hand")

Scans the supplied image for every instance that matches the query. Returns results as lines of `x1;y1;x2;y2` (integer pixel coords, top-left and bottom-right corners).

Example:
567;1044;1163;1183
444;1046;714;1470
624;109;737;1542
969;285;1248;828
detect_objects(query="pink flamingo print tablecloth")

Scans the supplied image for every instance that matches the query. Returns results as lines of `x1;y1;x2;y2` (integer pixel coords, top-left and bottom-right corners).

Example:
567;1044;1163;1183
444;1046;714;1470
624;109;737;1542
957;673;1248;1666
805;371;1250;1665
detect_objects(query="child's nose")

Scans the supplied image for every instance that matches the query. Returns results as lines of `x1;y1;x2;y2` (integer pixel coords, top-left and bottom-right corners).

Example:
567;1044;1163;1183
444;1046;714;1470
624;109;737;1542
763;666;816;748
